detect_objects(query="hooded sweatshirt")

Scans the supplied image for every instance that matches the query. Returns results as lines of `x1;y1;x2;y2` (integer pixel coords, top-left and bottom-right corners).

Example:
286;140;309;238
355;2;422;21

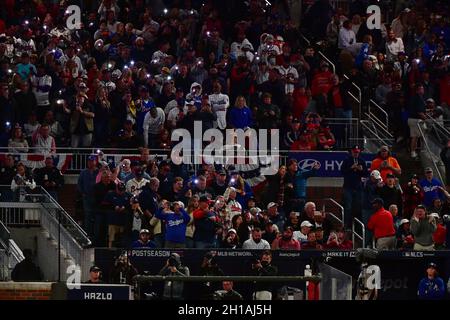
186;82;203;110
159;253;190;299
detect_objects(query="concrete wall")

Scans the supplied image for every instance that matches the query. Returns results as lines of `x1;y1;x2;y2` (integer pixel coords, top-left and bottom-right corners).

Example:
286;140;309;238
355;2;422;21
0;282;52;300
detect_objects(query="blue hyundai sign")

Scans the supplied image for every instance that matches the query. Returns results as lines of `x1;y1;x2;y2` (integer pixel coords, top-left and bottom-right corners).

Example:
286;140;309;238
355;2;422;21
288;151;376;177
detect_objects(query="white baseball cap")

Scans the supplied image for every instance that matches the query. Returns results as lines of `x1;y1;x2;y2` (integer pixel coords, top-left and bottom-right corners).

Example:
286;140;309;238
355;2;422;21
399;219;409;225
301;221;313;228
429;213;440;219
228;228;237;234
267;202;278;209
370;170;381;180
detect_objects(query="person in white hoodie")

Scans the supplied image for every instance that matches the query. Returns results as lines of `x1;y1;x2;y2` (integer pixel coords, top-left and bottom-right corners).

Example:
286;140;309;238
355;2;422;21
230;33;254;61
209;81;229;130
143;106;165;148
186;82;203;110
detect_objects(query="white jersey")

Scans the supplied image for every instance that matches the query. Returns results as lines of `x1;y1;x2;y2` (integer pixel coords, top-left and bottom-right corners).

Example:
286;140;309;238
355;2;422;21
32;75;52;106
276;65;299;94
242;238;271;250
126;178;150;196
209;93;230;130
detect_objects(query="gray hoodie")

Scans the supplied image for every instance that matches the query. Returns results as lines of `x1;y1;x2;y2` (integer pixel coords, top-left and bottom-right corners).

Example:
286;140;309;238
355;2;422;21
159;253;190;299
410;218;437;246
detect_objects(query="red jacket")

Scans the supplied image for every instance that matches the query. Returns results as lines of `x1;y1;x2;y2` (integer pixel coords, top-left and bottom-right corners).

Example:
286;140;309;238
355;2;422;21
272;238;301;250
433;224;446;245
367;208;396;239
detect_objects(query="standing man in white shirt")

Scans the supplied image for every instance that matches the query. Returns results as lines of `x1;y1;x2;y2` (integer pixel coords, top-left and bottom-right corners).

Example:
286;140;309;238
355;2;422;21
242;228;271;250
385;30;405;62
338;20;356;50
209;81;230;131
31;64;52;120
143;106;165;148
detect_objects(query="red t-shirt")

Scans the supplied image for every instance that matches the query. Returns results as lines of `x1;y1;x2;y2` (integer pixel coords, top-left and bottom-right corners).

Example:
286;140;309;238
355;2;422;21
367;208;396;239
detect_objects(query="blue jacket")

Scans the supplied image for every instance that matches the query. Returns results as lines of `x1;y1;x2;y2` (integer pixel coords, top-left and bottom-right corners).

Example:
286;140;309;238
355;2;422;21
131;240;156;248
155;208;191;244
105;191;132;226
77;168;99;196
418;277;445;300
229;107;253;129
341;156;368;190
419;178;444;207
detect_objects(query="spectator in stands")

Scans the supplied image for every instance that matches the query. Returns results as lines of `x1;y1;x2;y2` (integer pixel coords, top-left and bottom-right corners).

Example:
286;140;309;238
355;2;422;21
342;144;368;227
431;213;447;250
228;96;253;129
368;198;396;250
210;168;228;198
293;220;313;245
408;83;426;159
155;201;191;248
77;155;99;237
403;174;425;219
419;167;446;208
338;20;356;50
68;92;95;148
118;159;133;182
271;226;301;250
370;145;401;182
385;30;405;62
379;173;403;217
143;105;165;148
0;154;16;201
129;197;145;242
34;156;64;201
242;227;271;250
256;93;281;129
8;124;29;153
11;162;36;202
221;228;240;249
411;205;437;251
418;262;445;300
104;182;131;248
126;166;149;197
362;170;383;239
250;250;278;300
11;249;43;282
132;229;156;248
193;196;217;249
32;123;56;154
396;219;415;250
159;253;190;300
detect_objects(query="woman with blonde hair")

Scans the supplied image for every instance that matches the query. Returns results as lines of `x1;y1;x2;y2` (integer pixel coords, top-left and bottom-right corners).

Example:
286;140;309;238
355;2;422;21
8;124;29;153
94;85;111;146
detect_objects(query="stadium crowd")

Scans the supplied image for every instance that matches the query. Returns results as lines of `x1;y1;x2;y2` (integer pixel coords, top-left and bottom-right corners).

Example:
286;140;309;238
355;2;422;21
0;0;449;251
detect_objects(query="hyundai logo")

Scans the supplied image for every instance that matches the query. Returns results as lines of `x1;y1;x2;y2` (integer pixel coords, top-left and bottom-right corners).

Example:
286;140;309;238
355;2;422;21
298;159;321;171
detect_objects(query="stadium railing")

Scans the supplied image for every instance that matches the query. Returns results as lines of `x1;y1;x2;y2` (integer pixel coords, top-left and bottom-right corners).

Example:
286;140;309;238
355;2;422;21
0;185;93;281
417;121;445;184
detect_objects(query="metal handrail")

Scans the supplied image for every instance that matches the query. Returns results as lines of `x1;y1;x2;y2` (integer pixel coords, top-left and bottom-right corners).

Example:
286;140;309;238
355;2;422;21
318;51;336;74
369;99;390;132
343;74;362;119
424;114;450;143
8;239;24;264
323;198;344;226
38;187;91;246
417;121;445;183
134;275;322;283
364;112;393;140
360;120;393;148
352;218;365;249
0;221;10;245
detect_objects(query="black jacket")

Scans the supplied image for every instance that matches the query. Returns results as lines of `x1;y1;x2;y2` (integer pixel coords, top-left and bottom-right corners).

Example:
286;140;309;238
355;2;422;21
250;263;278;292
11;259;43;282
33;166;64;192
